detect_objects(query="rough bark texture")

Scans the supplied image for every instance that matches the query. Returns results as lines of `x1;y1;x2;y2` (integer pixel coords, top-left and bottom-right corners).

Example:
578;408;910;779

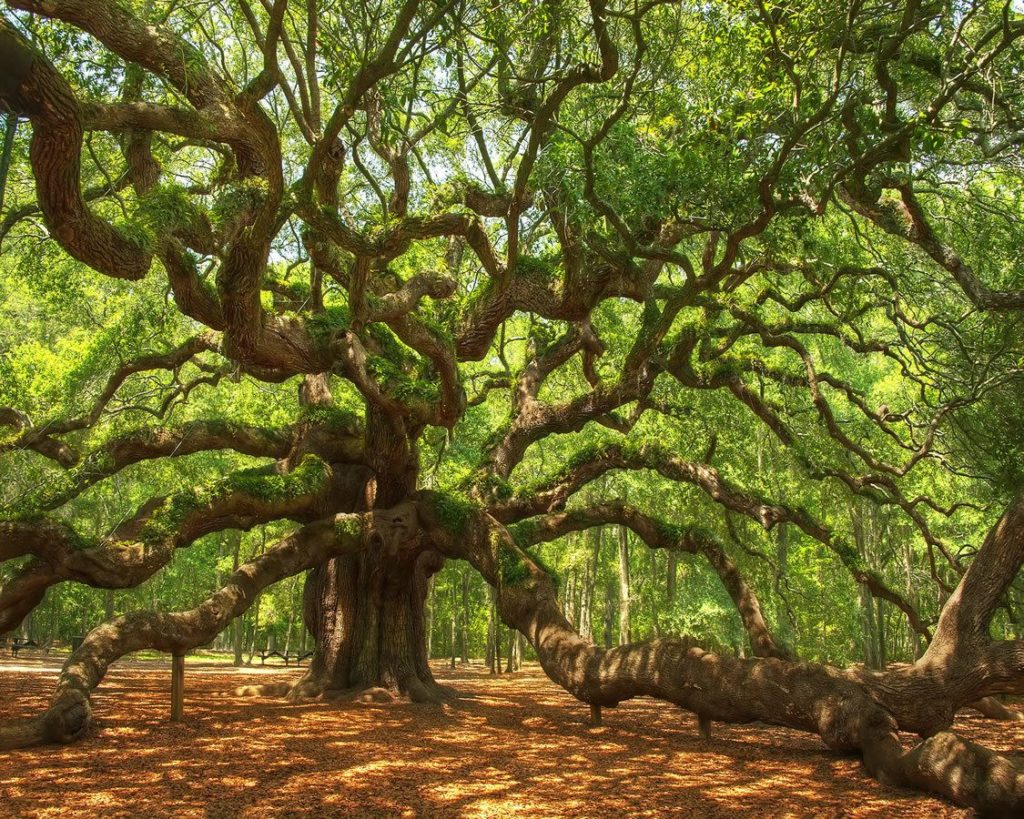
294;545;449;702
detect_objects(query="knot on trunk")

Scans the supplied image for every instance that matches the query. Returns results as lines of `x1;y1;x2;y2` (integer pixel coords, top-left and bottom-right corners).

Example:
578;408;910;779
369;502;420;555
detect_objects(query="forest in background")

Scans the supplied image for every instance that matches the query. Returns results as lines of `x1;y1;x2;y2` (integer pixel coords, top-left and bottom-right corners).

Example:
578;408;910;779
2;0;1024;810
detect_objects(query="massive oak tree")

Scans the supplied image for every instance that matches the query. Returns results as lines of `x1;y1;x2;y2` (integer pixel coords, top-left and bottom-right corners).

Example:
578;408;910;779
2;0;1024;812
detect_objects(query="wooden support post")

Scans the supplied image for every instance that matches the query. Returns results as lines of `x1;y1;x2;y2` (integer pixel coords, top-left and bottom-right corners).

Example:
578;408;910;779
698;713;712;741
590;703;602;726
170;654;185;722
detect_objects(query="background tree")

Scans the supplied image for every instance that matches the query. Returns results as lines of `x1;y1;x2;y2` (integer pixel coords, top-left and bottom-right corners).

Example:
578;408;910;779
2;0;1024;811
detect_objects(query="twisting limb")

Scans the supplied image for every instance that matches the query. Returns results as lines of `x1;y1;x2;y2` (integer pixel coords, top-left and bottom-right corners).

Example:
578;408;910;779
0;18;151;278
12;418;363;513
0;455;341;634
0;504;413;749
488;442;931;639
420;493;1024;815
0;333;222;465
841;180;1024;312
508;502;792;660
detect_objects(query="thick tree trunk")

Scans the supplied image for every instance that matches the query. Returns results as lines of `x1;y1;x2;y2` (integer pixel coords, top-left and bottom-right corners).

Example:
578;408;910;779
286;389;447;701
293;545;449;702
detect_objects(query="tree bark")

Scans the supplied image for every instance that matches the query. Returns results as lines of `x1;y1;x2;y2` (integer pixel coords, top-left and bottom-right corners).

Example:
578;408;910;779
0;113;17;216
580;526;600;641
448;578;457;669
425;574;435;661
667;551;677;603
487;585;497;673
294;543;448;702
602;577;615;649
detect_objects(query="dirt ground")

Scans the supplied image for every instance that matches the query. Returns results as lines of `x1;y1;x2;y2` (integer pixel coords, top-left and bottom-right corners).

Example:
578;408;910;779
1;656;1022;817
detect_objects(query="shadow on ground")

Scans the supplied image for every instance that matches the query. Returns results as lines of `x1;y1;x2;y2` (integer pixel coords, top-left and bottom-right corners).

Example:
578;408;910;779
2;656;1019;817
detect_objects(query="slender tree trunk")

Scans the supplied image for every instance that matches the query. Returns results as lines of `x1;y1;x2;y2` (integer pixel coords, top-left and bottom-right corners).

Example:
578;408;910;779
774;523;794;648
667;551;677;603
564;566;576;628
486;586;497;673
425;574;435;661
876;597;887;669
505;629;523;672
603;577;615;649
580;526;601;641
903;537;923;661
449;578;457;669
459;568;469;664
651;552;662;638
283;610;294;656
0;114;17;215
618;525;631;645
853;501;879;669
232;535;244;665
247;603;259;664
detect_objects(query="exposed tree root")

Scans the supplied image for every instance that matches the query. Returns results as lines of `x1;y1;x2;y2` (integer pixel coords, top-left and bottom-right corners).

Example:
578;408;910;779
236;675;456;705
234;682;294;698
289;662;458;704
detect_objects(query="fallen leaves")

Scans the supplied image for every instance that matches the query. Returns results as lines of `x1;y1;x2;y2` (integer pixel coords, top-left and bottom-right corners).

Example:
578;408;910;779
1;656;1020;817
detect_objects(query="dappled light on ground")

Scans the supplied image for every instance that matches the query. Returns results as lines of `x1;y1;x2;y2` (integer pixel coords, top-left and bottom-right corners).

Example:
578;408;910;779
1;657;1021;816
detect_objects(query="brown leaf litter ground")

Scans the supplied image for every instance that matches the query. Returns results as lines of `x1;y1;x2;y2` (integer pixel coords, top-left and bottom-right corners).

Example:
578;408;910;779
1;656;1021;817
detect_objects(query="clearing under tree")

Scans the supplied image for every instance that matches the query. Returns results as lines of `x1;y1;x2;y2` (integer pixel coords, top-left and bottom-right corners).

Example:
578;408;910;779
2;0;1024;814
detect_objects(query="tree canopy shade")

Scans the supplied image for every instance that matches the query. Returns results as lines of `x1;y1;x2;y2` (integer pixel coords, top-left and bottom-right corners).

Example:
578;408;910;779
2;0;1024;811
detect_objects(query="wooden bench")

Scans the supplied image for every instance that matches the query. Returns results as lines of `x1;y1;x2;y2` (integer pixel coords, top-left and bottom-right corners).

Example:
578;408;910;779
258;649;313;666
11;638;44;658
